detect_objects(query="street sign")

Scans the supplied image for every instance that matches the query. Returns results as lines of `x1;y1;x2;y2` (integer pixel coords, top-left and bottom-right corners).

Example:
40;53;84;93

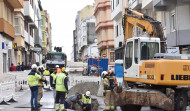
103;54;106;58
13;43;17;49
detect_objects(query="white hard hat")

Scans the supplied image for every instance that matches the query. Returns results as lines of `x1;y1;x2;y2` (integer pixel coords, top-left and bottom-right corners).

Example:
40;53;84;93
32;64;37;69
101;71;108;78
56;65;59;68
86;91;91;97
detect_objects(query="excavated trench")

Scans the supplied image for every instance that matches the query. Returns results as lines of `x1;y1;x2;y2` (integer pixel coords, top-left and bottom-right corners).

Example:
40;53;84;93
68;82;100;110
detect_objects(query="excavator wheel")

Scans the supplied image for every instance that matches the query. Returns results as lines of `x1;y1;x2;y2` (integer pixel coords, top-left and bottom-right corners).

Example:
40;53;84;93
120;105;141;111
174;90;188;111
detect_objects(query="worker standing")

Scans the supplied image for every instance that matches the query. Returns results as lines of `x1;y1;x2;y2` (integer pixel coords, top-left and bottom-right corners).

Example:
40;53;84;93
81;91;92;111
37;67;47;107
56;65;62;73
102;71;115;111
109;70;118;87
43;66;50;75
28;64;42;110
55;67;69;111
50;68;57;101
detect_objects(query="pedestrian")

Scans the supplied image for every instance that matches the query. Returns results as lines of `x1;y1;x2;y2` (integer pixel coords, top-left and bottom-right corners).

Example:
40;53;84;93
81;91;92;111
10;63;17;71
28;64;41;110
21;62;26;71
50;68;57;101
65;93;82;110
102;71;116;111
56;65;62;73
16;62;21;71
55;67;69;111
37;66;47;107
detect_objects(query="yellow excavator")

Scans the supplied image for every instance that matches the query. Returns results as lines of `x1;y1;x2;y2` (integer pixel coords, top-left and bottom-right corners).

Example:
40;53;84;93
111;8;190;111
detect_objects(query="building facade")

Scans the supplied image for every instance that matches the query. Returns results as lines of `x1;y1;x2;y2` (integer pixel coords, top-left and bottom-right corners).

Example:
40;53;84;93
0;0;24;74
154;0;190;53
78;16;98;62
94;0;115;65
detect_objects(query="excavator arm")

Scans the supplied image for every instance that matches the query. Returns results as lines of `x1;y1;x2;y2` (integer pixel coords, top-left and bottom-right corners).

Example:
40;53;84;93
122;8;165;53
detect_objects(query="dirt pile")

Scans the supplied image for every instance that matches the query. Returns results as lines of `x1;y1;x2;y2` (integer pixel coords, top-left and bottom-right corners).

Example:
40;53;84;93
68;82;99;96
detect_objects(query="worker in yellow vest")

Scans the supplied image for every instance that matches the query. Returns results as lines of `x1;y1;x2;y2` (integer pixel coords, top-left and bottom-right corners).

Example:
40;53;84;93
102;71;115;111
55;67;68;111
50;68;57;101
81;91;92;111
43;66;50;75
28;64;42;110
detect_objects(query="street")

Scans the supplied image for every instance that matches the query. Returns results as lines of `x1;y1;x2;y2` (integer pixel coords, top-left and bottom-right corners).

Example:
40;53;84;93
0;74;190;111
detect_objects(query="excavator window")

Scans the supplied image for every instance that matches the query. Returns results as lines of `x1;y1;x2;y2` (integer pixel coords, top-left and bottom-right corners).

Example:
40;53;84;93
140;42;159;60
134;39;139;64
125;42;133;69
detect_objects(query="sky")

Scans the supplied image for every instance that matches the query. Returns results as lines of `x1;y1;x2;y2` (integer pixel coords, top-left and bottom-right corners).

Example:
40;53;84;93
40;0;94;61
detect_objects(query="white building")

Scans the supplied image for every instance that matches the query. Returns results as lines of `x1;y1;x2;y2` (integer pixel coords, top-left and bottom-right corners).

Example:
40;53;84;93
78;16;99;62
111;0;126;60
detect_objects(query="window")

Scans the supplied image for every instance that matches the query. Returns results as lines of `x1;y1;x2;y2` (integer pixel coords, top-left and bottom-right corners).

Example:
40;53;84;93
110;52;115;62
113;0;114;10
6;7;8;21
125;42;133;69
171;13;176;31
119;23;122;35
15;17;19;35
24;21;28;32
134;39;139;64
21;19;24;36
115;25;119;37
140;42;159;60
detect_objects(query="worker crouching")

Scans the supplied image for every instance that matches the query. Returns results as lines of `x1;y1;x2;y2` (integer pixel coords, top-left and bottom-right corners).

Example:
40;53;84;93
81;91;92;111
55;67;68;111
102;71;116;111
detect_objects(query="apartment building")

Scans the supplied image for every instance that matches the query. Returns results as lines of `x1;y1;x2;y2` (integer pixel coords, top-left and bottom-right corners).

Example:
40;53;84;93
94;0;115;65
153;0;190;53
111;0;127;60
78;16;98;62
41;10;52;55
0;0;24;74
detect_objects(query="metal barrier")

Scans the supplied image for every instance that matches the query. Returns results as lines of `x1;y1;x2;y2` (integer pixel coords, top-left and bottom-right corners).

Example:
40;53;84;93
0;74;16;105
68;76;101;89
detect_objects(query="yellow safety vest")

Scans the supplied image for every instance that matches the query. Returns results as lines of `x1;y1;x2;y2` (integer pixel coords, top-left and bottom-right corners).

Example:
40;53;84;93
43;70;50;75
56;73;67;92
28;72;41;87
82;94;91;104
51;73;57;84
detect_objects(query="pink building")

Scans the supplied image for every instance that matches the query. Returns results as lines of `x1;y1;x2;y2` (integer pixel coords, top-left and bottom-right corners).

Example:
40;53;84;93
94;0;115;65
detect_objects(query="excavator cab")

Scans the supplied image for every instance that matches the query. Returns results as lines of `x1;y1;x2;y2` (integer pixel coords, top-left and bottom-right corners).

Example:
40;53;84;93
124;37;160;78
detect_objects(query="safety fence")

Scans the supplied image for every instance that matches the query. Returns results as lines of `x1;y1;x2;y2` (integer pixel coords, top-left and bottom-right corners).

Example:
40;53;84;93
0;70;30;105
0;74;16;105
68;76;101;89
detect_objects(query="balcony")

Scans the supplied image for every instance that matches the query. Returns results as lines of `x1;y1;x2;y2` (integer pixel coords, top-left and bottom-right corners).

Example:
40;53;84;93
111;0;122;21
142;0;153;9
24;1;35;23
153;0;176;11
128;0;142;10
34;29;42;47
7;0;24;8
0;19;15;38
24;30;29;43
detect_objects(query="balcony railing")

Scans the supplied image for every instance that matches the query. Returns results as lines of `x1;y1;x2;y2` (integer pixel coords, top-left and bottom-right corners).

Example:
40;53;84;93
128;0;142;10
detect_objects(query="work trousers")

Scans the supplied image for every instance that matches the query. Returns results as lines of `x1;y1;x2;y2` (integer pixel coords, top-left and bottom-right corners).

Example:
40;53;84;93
30;86;38;109
105;91;115;110
55;91;66;104
38;86;43;104
82;104;91;111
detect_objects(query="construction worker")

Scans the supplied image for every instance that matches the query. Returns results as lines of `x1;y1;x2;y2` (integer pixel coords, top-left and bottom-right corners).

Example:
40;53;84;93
102;71;115;111
28;64;41;110
50;68;57;101
81;91;92;111
65;93;82;110
43;66;50;75
37;66;47;107
55;67;69;111
56;65;62;73
108;70;118;87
